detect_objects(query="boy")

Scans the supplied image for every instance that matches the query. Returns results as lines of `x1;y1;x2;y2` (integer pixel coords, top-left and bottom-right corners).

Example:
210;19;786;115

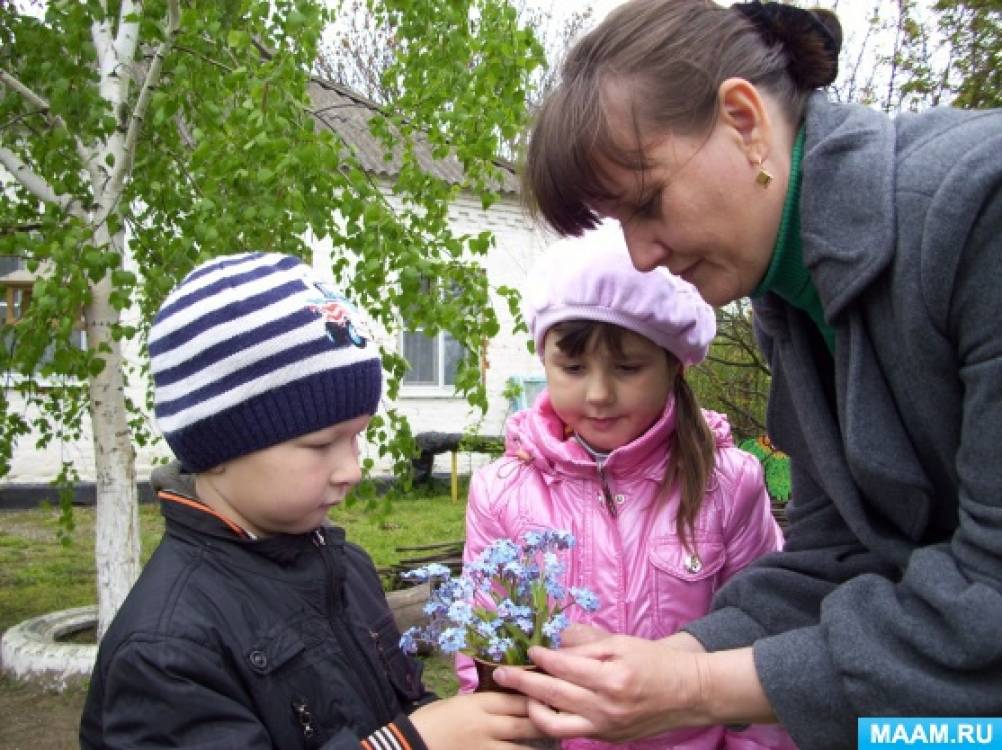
80;252;539;749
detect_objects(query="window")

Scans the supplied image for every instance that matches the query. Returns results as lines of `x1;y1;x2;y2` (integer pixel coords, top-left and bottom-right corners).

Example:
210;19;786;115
400;272;484;392
1;256;35;327
505;375;547;413
1;257;87;379
401;328;463;388
1;280;31;326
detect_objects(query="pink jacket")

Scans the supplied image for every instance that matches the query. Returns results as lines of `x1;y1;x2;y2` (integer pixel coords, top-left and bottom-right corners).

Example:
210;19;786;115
458;392;794;750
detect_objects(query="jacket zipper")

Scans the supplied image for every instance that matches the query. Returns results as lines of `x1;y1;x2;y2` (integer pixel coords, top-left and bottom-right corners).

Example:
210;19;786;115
312;529;393;720
597;463;618;518
594;468;628;626
292;696;316;742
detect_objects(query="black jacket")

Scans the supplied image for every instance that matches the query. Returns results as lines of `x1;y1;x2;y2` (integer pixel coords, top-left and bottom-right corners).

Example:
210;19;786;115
80;491;434;749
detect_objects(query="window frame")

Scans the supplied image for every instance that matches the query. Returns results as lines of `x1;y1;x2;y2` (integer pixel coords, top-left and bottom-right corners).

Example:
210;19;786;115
399;326;463;396
1;262;88;388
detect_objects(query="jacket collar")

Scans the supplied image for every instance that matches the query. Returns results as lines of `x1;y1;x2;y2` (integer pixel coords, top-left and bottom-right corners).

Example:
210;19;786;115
158;486;342;566
798;92;898;321
505;391;735;483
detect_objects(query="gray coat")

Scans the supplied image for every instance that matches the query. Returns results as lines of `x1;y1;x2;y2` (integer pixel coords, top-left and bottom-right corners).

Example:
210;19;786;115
686;94;1002;748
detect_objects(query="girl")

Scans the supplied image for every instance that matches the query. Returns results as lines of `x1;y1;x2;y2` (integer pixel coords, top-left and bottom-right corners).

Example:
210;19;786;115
457;224;792;750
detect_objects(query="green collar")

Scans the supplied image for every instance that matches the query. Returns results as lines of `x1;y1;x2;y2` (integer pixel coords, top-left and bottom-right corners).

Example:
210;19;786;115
751;127;835;353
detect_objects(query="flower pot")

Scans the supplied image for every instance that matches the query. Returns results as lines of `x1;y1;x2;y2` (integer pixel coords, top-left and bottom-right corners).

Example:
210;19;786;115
473;658;560;750
473;656;539;695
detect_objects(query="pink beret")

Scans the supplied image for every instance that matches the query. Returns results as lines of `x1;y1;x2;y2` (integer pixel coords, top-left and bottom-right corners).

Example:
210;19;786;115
525;222;716;366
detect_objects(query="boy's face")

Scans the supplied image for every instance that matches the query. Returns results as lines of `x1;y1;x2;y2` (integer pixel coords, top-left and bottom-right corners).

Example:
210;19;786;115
197;414;370;537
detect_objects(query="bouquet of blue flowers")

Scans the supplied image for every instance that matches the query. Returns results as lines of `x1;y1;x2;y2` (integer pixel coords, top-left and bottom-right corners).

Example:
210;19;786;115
399;529;600;666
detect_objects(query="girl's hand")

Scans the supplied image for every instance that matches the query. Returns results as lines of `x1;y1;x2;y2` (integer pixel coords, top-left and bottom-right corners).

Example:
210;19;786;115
409;691;547;750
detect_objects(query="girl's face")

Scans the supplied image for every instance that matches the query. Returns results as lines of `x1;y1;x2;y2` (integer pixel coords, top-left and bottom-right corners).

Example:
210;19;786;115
543;328;676;452
592;90;786;307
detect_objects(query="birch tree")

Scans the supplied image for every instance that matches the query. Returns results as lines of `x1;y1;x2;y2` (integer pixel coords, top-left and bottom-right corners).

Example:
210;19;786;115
0;0;542;635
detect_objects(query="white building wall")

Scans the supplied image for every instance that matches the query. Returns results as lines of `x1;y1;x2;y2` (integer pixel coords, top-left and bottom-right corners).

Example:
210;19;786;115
4;191;552;484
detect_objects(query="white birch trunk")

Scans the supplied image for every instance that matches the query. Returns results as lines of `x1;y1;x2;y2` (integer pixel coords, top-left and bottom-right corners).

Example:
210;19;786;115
85;245;141;639
87;1;145;638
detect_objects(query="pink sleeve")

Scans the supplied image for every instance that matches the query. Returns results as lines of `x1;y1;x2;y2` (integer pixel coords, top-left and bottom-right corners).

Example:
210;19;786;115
714;451;797;749
724;723;798;749
719;449;784;583
455;652;477;694
455;465;517;693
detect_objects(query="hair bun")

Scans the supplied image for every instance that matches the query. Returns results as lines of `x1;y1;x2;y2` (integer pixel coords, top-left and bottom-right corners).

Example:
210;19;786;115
732;1;842;90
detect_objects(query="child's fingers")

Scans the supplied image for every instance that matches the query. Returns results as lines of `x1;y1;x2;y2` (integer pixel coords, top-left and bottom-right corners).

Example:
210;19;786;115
490;715;544;741
473;690;531;716
527;698;598;738
492;664;605;733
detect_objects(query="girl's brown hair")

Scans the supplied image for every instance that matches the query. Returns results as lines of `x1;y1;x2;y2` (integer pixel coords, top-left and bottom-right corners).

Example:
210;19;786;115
525;0;842;237
552;320;715;551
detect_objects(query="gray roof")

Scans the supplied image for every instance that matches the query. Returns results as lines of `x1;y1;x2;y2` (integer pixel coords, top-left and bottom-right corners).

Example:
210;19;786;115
308;79;520;195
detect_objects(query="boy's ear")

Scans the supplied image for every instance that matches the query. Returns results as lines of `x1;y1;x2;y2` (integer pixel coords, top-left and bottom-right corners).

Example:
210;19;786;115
717;78;773;166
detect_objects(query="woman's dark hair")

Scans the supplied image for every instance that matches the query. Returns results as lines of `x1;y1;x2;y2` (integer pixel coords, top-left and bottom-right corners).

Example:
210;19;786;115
525;0;842;236
551;320;715;551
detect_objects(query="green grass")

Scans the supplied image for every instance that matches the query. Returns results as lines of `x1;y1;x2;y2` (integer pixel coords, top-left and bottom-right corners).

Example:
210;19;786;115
332;491;467;576
0;505;165;633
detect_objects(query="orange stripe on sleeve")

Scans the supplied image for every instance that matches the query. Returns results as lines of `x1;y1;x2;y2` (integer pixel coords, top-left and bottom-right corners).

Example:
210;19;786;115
388;722;412;750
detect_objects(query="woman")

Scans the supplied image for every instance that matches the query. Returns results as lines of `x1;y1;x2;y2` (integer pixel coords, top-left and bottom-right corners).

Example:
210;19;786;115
492;1;1002;749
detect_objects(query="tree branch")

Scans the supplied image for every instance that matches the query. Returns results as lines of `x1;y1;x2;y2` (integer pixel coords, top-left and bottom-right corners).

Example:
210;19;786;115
94;0;181;229
0;70;50;112
173;44;234;73
0;224;44;237
113;0;142;74
0;70;94;170
0;145;84;218
1;109;46;133
91;7;114;67
703;355;770;373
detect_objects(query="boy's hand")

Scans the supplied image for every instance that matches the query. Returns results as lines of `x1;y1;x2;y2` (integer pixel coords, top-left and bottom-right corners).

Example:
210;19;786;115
410;691;547;749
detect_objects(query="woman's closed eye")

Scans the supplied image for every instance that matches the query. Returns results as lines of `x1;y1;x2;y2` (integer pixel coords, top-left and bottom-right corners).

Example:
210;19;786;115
632;190;662;219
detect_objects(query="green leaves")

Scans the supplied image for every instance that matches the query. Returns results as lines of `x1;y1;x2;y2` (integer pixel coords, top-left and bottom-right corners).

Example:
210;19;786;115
2;0;541;497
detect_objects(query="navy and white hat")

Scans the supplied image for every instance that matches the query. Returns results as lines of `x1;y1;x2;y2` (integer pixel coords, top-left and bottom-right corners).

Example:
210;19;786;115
150;252;382;472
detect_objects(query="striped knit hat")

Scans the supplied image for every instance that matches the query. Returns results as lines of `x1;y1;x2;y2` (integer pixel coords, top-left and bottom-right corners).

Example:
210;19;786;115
150;252;382;472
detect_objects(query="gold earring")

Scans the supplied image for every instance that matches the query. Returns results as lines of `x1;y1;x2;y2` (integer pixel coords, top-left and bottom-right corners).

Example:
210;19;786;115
755;160;773;187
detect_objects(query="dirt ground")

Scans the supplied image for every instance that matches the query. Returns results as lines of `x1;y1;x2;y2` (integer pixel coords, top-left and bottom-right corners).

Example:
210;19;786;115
0;677;87;749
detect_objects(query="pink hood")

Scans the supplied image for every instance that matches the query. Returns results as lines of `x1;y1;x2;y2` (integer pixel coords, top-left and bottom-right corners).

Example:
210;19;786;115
458;391;792;750
504;390;734;482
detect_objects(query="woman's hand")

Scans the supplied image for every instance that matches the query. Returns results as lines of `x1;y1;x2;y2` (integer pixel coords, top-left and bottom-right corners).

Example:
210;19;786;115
409;691;546;750
493;629;770;743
